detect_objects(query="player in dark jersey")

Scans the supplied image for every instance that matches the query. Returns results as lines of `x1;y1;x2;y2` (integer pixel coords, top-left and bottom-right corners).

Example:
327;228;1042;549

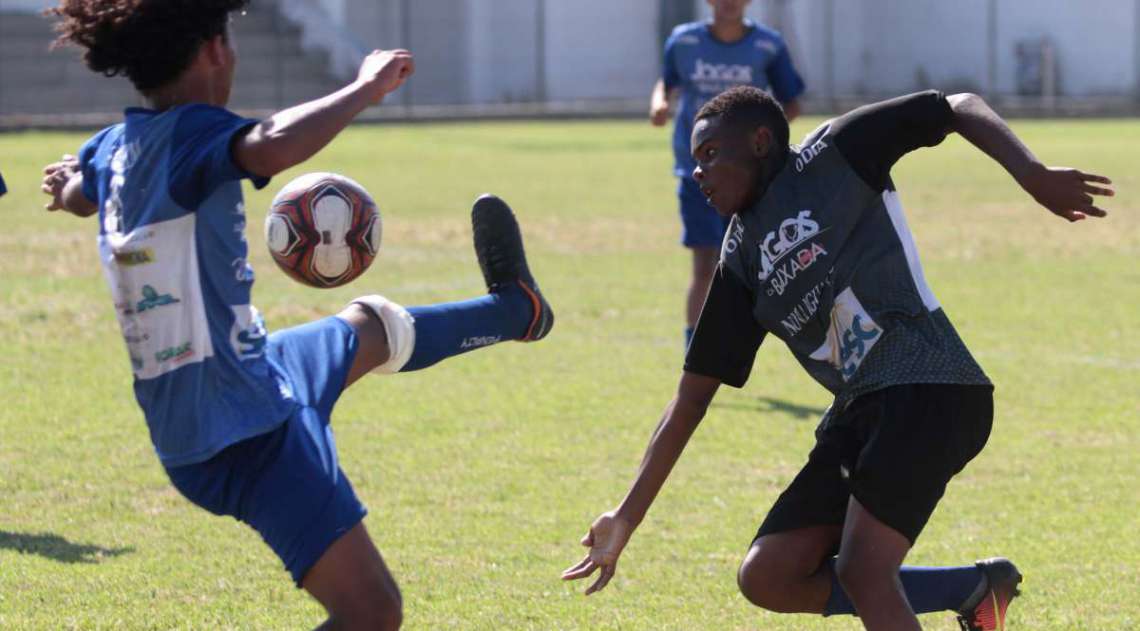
564;87;1112;631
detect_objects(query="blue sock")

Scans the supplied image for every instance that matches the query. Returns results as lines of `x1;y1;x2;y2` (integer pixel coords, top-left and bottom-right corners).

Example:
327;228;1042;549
400;285;532;372
684;326;694;349
823;558;983;616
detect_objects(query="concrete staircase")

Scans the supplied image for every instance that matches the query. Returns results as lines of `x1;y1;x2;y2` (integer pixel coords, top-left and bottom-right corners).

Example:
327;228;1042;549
0;2;343;120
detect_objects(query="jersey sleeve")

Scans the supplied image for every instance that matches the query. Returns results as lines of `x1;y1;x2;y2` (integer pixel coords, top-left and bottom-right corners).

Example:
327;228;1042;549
683;263;767;388
662;31;682;91
766;42;805;104
830;90;954;191
0;170;6;197
77;126;114;203
168;105;269;209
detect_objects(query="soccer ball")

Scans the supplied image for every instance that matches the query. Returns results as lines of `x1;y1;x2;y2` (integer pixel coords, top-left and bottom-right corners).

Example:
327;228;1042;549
265;172;382;288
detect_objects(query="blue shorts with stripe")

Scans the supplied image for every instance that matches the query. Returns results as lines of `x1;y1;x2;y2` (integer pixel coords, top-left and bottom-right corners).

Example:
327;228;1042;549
165;316;366;585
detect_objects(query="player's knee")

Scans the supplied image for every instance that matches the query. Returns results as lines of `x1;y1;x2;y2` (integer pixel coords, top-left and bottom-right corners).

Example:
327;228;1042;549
737;550;795;612
833;554;893;603
349;295;416;374
337;584;403;630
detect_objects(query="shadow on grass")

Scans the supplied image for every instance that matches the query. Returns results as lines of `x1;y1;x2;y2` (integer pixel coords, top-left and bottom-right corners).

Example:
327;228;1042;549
0;531;134;564
711;396;826;421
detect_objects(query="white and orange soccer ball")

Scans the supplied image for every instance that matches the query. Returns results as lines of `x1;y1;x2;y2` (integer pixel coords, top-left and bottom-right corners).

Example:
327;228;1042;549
264;172;382;288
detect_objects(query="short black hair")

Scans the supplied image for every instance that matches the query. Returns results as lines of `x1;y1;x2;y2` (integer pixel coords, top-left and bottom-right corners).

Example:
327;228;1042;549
695;86;790;153
50;0;249;92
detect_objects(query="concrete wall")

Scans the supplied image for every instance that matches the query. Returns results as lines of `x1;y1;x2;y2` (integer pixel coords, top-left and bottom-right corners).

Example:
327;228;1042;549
4;0;1136;109
702;0;1140;98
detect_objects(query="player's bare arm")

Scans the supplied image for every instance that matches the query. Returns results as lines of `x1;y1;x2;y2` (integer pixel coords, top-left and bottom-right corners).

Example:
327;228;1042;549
649;79;679;127
41;154;96;217
234;49;414;178
562;371;720;594
782;99;801;122
947;93;1114;222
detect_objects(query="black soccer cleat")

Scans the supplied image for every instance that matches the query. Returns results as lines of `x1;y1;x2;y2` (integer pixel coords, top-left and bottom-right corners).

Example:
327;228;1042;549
471;194;554;342
957;557;1022;631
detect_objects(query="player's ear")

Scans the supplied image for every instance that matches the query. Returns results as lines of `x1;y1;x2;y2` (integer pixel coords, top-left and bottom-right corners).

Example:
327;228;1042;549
202;34;229;67
752;126;773;159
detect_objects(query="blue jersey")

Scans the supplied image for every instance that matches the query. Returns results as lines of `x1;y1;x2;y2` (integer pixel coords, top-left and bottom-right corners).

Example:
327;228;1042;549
78;105;298;466
0;169;6;197
663;20;805;179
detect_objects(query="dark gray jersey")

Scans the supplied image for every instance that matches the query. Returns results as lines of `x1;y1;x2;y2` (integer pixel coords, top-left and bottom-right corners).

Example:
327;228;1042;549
684;91;989;406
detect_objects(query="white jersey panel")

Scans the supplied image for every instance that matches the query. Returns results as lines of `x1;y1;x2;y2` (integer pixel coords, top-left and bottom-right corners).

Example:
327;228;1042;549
883;190;941;312
99;213;214;379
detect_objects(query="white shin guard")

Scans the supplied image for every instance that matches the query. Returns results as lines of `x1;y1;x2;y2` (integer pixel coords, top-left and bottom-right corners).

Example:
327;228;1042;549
351;295;416;374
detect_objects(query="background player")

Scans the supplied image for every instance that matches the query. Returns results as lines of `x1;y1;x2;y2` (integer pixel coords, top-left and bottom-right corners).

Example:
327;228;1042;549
41;1;551;628
564;86;1112;631
651;0;804;347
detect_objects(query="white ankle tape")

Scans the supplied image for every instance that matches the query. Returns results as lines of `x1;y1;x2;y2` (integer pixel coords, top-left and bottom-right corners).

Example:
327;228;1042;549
351;295;416;374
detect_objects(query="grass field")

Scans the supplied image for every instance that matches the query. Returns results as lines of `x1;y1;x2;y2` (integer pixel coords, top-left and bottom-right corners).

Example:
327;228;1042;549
0;117;1137;630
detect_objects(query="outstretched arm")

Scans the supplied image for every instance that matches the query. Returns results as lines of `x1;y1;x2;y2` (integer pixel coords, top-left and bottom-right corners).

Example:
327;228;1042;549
948;93;1113;222
233;49;414;178
41;154;97;217
562;371;721;594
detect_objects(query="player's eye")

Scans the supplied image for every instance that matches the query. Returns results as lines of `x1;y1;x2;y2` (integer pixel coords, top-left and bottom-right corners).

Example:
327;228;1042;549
705;147;718;160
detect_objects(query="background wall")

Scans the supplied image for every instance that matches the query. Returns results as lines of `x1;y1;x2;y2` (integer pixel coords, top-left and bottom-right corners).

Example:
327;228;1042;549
1;0;1137;123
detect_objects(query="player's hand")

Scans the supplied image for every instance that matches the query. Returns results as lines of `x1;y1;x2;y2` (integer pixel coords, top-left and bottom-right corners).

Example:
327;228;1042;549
650;101;670;127
1018;163;1113;222
41;154;78;211
561;510;632;595
356;49;415;104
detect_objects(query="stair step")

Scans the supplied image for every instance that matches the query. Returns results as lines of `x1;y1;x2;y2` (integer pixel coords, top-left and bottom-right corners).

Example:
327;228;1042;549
0;4;340;118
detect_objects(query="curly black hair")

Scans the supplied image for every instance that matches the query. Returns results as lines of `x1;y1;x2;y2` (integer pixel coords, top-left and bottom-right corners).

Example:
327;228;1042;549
696;86;790;153
49;0;249;92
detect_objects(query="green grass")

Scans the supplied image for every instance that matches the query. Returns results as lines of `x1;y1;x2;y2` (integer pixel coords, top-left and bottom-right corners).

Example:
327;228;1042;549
0;118;1137;630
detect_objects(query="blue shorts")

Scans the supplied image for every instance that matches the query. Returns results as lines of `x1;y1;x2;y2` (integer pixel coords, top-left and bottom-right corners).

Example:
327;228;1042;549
165;316;365;586
677;177;731;248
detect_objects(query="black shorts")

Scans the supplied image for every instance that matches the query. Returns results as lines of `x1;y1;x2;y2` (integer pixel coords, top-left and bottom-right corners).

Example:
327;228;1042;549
755;383;993;545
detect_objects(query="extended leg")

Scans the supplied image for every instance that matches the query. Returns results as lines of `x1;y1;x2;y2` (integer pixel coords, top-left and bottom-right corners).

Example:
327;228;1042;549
303;523;403;631
338;194;553;386
685;246;718;346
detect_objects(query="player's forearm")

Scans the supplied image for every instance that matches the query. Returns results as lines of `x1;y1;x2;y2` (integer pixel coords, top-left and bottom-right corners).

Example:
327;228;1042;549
651;79;668;108
948;93;1042;185
616;391;713;528
235;82;375;178
62;174;97;217
782;99;801;122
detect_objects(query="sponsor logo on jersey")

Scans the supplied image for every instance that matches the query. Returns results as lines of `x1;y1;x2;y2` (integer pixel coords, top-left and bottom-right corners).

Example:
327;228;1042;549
460;335;502;349
780;273;833;337
809;288;882;380
838;315;881;379
690;59;753;85
114;248;155;266
794;136;829;172
758;210;821;280
155;342;194;363
230;306;268;360
136;284;180;313
231;257;255;282
723;220;746;255
766;242;827;297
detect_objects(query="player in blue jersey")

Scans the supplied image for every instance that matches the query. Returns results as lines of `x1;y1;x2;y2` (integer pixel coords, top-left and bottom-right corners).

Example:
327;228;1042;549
565;86;1112;630
651;0;804;347
41;1;551;628
0;169;7;197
